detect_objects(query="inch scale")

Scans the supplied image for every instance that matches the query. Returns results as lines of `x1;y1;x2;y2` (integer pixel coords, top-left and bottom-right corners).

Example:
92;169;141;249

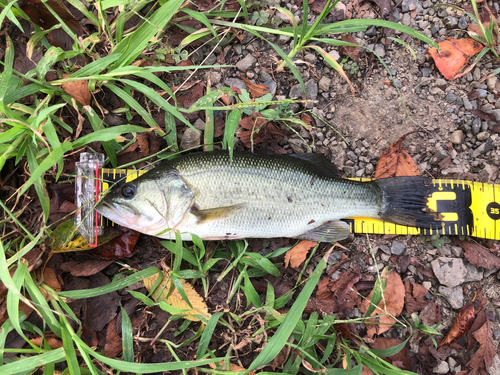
75;154;500;246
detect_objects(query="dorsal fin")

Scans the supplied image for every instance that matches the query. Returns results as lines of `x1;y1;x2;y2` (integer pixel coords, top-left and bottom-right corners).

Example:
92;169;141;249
289;153;340;177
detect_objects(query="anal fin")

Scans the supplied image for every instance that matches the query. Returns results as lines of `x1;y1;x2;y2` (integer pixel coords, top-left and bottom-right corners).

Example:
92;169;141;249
191;204;245;224
296;220;351;242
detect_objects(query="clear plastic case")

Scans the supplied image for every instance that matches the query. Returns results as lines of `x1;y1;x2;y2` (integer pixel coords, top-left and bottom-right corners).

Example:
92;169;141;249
75;152;105;247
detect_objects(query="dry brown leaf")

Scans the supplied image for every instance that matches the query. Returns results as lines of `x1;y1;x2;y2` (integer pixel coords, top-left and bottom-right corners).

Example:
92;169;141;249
305;269;361;318
370;337;410;370
375;132;421;178
105;317;123;358
144;269;210;322
31;335;64;349
209;361;256;374
428;39;484;80
340;34;360;61
300;113;313;131
241;76;270;98
453;238;500;270
42;267;63;292
359;270;405;338
62;74;91;106
237;113;284;148
467;316;496;374
440;296;484;347
285;240;317;268
404;280;428;314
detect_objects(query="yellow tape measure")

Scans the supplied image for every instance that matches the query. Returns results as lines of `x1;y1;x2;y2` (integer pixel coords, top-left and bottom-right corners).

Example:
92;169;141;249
100;169;500;241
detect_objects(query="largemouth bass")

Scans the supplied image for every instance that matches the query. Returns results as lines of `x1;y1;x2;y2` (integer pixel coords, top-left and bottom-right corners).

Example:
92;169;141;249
96;151;441;242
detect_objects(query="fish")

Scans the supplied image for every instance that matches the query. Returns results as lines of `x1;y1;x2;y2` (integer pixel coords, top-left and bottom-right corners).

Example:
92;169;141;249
96;151;442;242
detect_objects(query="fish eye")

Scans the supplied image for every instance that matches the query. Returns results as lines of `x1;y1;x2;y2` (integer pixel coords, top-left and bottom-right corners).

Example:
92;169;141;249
121;184;136;199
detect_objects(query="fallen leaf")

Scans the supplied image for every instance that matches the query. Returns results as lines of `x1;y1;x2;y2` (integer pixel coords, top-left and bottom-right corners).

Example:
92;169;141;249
370;337;410;370
31;335;64;349
93;229;140;259
42;267;63;292
237;113;284;148
144;268;211;322
471;109;498;123
440;296;484;347
300;113;313;130
440;302;477;347
404;280;428;314
305;269;361;318
467;315;495;375
420;302;442;327
61;259;114;277
62;75;91;106
453;238;500;270
341;34;360;61
359;270;405;338
19;0;84;50
104;317;123;358
284;240;317;268
428;39;484;80
375;132;421;178
241;76;270;98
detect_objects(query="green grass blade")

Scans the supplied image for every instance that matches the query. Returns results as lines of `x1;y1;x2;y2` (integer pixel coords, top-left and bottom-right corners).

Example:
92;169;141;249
121;307;134;362
223;109;241;160
196;312;222;360
0;348;66;374
73;334;222;372
247;251;330;372
105;83;160;129
60;316;81;375
57;267;159;299
111;0;185;68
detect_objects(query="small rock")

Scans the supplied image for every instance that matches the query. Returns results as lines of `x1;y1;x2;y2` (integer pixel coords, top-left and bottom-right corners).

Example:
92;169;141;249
431;22;440;35
445;91;458;103
465;263;483;282
463;97;473;110
391;241;406;255
443;16;458;29
236;54;257;71
438;285;464;309
327;251;343;264
433;361;450;374
374;44;385;58
304;53;317;64
489;355;500;375
402;13;412;26
401;0;416;12
318;76;332;92
472;118;482;135
179;127;201;151
423;281;432;290
208;71;222;85
224;78;248;91
477;131;490;141
263;79;277;97
431;257;467;287
434;79;447;89
487;76;498;91
471;138;493;158
193;118;205;131
450;130;464;145
347;151;358;163
365;25;377;37
421;68;432;77
458;16;468;29
328;50;340;61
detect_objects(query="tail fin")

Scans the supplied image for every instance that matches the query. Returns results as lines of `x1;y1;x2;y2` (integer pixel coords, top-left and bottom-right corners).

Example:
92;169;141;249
376;177;442;229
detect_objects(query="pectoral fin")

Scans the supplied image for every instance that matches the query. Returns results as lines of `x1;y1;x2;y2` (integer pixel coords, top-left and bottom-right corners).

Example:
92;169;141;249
296;220;351;242
191;204;245;224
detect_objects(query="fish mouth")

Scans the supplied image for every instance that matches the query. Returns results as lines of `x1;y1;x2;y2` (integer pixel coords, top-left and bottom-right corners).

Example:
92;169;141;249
96;200;139;225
